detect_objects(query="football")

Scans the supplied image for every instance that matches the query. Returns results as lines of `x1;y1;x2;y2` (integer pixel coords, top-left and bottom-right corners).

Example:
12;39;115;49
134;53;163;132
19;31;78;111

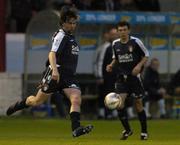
104;92;122;110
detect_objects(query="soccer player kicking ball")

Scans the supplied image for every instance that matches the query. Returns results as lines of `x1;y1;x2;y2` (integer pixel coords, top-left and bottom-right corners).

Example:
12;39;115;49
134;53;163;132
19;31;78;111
106;21;149;140
6;6;93;137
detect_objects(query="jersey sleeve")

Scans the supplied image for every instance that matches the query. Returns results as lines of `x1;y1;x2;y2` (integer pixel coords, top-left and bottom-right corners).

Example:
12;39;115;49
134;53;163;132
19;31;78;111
112;41;116;59
112;48;116;59
112;39;121;60
51;31;65;52
135;38;149;57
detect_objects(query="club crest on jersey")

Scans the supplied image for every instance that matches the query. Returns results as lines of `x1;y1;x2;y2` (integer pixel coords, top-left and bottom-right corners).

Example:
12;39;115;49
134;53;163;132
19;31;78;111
43;84;49;91
128;46;133;52
71;45;79;55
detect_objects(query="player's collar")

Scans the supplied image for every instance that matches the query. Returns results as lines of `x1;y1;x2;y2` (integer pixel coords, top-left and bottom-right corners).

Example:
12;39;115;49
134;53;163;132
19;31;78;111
120;36;130;44
61;28;73;36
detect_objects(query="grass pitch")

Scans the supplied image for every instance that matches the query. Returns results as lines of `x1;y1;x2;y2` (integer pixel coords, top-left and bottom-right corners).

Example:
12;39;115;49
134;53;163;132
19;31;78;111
0;118;179;145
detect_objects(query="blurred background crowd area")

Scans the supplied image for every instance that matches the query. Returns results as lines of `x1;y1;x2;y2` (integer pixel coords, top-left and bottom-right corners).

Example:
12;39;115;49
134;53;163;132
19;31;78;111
5;0;180;33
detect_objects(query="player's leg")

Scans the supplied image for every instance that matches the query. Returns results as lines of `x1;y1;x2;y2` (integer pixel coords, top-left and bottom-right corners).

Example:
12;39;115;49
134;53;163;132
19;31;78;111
63;87;93;137
65;88;81;131
115;75;133;140
130;74;148;140
6;66;55;116
6;89;51;116
126;97;136;119
26;90;50;106
135;98;148;140
117;93;133;140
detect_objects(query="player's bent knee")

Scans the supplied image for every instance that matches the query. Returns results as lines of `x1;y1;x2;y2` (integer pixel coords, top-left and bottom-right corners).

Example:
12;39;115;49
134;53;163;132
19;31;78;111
71;96;81;107
26;96;35;106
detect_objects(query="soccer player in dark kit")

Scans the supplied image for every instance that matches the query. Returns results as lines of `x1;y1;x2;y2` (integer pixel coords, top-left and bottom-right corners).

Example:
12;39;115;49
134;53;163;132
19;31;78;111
6;6;93;137
106;21;149;140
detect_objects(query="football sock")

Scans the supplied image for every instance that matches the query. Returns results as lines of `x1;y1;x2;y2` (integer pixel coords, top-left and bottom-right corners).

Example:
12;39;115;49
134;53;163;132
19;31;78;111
138;110;147;133
14;98;29;110
118;108;131;132
70;112;80;131
6;98;29;116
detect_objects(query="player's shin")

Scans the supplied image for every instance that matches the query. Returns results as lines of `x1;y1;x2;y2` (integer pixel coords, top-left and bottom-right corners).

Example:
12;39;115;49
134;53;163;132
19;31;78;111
70;111;80;131
70;97;81;131
69;94;93;137
137;110;147;133
118;108;131;132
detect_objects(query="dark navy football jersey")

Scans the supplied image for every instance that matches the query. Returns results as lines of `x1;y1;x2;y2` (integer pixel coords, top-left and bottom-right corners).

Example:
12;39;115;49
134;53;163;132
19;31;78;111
112;36;149;75
46;29;79;76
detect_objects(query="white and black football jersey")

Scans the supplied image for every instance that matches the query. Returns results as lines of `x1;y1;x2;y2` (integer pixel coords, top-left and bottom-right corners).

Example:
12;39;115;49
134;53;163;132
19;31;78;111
112;36;149;75
46;29;79;76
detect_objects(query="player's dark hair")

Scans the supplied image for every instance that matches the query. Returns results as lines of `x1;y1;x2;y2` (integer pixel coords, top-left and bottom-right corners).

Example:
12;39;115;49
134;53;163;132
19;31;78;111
117;21;130;29
60;6;78;25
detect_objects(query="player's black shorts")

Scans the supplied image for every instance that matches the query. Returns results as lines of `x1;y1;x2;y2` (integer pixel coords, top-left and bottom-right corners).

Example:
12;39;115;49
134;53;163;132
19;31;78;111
39;66;80;94
115;74;145;99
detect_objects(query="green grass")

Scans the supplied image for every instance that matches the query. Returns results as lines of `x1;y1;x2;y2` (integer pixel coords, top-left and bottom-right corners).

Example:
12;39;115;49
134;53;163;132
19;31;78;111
0;118;179;145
